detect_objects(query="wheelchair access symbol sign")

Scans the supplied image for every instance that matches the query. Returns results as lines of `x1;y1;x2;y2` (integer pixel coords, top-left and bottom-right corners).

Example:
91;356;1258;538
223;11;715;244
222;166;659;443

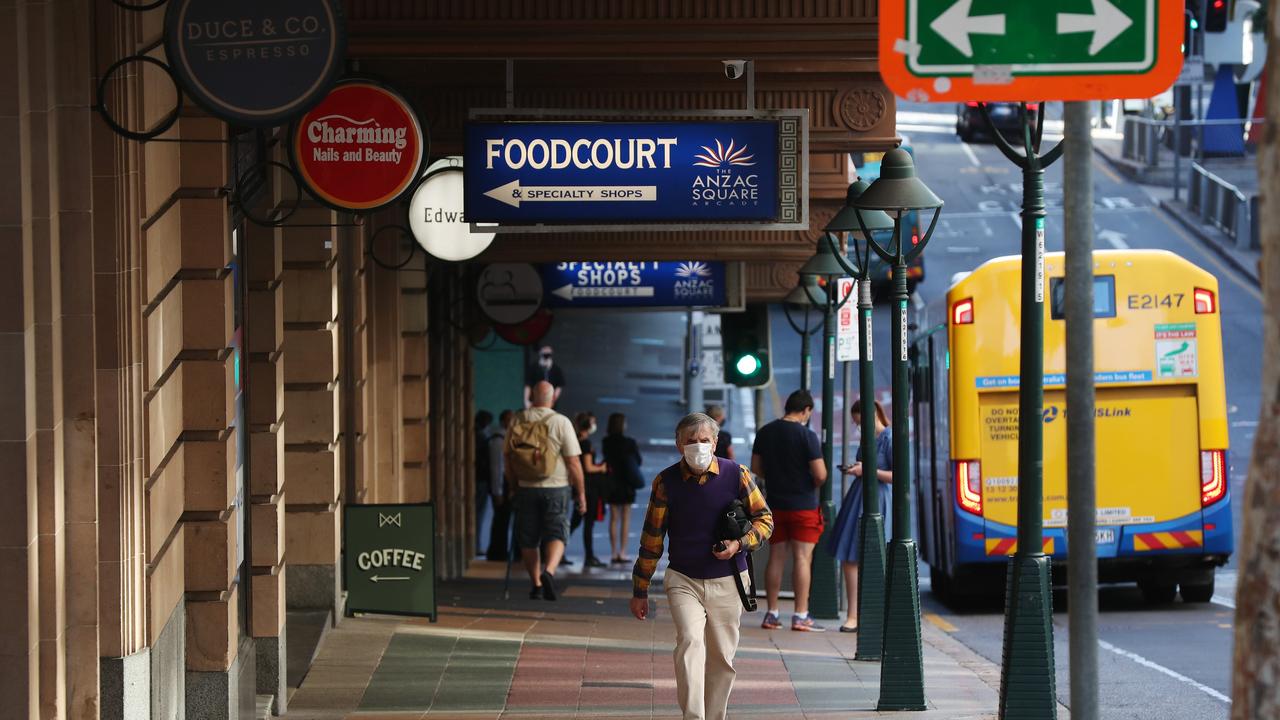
880;0;1185;102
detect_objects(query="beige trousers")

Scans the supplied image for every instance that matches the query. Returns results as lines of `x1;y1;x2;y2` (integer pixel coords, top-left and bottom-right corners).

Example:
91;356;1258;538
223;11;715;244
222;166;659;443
664;568;746;720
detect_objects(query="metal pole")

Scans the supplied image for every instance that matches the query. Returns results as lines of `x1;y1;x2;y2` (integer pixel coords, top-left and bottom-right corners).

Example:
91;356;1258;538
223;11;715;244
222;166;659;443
854;277;887;662
997;105;1058;720
810;295;841;619
687;310;704;414
1064;101;1099;720
800;319;812;393
841;360;850;498
1174;89;1183;202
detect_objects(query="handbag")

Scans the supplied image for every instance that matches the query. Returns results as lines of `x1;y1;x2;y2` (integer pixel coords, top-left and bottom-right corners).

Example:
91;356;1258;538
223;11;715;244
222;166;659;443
717;498;758;612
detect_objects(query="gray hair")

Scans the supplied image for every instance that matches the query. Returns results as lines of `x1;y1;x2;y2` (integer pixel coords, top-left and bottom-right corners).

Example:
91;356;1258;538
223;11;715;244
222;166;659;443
675;412;720;444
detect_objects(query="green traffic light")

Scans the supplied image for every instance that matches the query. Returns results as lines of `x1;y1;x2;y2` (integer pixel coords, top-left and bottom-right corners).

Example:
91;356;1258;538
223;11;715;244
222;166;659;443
1190;17;1199;28
735;354;762;376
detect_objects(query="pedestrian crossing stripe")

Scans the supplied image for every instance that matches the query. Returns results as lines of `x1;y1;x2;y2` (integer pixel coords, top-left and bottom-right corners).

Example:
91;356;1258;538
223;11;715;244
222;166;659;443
984;537;1054;556
1133;530;1203;551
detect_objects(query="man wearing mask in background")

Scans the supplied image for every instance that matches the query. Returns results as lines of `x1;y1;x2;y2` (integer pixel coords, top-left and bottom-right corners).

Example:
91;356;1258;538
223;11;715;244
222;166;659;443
630;412;772;720
523;344;565;408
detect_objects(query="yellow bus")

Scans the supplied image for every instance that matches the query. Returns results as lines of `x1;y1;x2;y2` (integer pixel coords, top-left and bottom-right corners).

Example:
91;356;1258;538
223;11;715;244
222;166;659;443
911;249;1232;605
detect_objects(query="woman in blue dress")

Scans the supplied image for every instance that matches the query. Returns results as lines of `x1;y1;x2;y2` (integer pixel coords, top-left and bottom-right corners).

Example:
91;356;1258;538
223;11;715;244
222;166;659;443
827;398;893;633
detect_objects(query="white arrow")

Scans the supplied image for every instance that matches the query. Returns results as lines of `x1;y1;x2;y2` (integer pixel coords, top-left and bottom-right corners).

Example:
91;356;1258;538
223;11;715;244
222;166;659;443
369;575;409;583
1098;229;1129;249
930;0;1006;57
552;284;657;302
1057;0;1133;55
483;180;658;208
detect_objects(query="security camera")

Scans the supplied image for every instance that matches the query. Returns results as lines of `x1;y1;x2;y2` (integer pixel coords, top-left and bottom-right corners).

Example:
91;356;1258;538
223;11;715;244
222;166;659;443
722;60;748;80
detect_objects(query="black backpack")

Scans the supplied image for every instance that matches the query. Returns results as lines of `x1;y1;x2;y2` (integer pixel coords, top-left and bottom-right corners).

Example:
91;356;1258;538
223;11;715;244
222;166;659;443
717;498;758;612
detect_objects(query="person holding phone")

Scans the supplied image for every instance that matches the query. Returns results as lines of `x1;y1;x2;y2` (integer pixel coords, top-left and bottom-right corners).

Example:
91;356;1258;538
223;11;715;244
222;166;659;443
827;398;893;633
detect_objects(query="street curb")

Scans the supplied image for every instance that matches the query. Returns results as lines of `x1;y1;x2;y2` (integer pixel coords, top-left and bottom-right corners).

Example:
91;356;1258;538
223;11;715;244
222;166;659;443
922;620;1072;717
1157;198;1262;287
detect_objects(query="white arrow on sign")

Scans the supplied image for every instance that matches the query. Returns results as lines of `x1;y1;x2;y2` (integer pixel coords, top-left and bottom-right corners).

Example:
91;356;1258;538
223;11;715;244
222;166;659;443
484;180;658;208
369;575;409;583
930;0;1006;57
552;284;657;302
1057;0;1133;55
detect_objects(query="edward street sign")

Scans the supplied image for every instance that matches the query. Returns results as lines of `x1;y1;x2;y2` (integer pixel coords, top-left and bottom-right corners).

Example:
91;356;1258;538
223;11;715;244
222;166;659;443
463;111;808;233
541;262;727;309
880;0;1183;102
344;503;437;619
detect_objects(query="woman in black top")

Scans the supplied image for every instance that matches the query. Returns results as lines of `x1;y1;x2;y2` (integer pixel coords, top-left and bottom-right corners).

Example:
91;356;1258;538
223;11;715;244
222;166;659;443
575;412;608;568
602;412;644;565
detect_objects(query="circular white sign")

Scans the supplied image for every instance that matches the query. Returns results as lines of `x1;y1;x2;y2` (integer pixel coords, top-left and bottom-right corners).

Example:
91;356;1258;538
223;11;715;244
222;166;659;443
476;264;543;325
409;157;496;261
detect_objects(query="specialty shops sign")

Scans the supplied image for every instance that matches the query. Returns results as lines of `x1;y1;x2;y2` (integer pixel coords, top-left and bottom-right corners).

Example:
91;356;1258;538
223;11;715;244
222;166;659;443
541;261;727;308
291;80;428;211
344;503;437;619
165;0;346;127
464;112;807;232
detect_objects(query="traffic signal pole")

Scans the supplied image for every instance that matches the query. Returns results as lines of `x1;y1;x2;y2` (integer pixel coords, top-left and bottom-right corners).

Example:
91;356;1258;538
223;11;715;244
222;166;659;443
980;103;1063;720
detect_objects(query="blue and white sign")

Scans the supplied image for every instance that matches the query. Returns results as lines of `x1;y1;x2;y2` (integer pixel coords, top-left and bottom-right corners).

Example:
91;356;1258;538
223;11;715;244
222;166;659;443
541;262;727;308
465;121;780;224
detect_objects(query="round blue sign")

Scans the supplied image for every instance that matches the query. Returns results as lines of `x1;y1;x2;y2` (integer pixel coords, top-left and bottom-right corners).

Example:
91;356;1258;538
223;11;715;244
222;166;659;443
165;0;346;127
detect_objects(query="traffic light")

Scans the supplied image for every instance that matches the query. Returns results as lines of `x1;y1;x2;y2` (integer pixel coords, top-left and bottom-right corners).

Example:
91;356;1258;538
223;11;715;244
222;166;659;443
1205;0;1228;32
721;304;772;387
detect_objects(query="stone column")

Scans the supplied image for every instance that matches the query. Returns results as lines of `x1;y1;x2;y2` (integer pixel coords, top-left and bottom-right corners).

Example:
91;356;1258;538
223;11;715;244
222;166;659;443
282;210;341;619
401;254;430;503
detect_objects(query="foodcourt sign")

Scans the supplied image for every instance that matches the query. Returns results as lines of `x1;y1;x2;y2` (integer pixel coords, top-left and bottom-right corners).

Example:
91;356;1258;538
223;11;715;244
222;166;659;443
463;111;808;232
291;80;428;211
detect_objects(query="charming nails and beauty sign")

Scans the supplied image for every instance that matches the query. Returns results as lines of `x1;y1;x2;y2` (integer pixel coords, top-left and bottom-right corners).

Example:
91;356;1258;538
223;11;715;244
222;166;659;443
291;80;428;211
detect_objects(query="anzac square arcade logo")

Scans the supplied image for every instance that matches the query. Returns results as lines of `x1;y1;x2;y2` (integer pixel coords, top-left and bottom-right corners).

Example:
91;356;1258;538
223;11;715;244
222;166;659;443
691;138;761;209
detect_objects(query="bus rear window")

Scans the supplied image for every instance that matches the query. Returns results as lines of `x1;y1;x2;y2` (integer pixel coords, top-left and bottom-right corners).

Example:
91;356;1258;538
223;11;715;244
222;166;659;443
1049;275;1116;320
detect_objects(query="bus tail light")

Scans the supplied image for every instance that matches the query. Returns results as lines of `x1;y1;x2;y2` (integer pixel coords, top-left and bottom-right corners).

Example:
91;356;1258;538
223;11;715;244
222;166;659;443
955;460;983;515
1194;287;1217;314
952;298;974;325
1200;450;1226;506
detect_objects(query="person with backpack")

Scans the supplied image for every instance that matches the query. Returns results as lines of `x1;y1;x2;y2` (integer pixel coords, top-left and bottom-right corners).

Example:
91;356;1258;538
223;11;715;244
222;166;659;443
602;413;644;564
504;381;585;600
629;412;773;720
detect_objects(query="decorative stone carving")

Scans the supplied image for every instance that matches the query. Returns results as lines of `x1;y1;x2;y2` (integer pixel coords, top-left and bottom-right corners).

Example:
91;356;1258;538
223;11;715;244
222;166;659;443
839;88;887;132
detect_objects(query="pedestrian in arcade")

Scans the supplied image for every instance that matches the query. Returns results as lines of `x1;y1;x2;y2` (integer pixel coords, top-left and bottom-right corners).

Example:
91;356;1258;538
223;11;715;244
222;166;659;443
603;412;645;564
474;410;495;556
827;398;893;633
486;409;514;562
630;412;773;720
574;411;609;568
706;404;735;460
505;381;586;600
751;390;829;632
523;344;566;408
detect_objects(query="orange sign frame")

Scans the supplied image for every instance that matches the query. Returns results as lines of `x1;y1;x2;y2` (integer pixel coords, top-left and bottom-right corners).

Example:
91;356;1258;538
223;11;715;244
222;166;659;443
879;0;1185;103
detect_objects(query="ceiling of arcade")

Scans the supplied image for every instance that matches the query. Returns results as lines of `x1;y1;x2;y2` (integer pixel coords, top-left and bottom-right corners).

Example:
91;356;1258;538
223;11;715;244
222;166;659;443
349;0;898;299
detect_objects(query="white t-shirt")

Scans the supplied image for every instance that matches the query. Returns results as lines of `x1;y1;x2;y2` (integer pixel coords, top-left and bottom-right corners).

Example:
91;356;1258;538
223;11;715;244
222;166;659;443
507;406;581;488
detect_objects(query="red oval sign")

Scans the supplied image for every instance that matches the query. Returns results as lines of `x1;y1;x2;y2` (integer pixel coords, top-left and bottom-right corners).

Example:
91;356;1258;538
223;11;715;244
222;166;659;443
292;80;426;211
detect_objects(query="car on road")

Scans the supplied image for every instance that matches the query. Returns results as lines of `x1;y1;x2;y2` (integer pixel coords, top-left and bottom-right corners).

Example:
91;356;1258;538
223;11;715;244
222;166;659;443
853;139;924;295
955;102;1040;143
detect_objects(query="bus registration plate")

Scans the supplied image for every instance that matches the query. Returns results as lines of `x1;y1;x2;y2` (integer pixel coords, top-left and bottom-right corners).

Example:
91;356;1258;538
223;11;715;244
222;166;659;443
1096;528;1116;544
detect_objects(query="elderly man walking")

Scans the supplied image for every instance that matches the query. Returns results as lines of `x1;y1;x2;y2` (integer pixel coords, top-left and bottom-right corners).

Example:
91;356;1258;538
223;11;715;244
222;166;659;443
630;412;773;720
505;380;585;600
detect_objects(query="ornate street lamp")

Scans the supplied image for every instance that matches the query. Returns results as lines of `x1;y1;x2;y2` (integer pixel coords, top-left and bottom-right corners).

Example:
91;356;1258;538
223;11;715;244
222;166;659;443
823;180;895;661
796;237;854;620
782;277;825;392
855;148;943;711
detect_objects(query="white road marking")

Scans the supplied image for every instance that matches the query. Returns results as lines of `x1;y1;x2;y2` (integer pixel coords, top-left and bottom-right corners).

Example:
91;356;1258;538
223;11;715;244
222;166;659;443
1098;639;1232;704
1099;229;1130;249
1213;570;1237;609
961;141;981;167
946;246;982;253
1230;420;1258;428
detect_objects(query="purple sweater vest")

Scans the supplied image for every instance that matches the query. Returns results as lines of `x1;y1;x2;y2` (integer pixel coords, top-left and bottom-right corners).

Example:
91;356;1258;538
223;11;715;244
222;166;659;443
662;458;748;580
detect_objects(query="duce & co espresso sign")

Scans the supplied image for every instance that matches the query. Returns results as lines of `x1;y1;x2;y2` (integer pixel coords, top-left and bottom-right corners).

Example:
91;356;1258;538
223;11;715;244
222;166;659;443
292;80;428;212
165;0;346;127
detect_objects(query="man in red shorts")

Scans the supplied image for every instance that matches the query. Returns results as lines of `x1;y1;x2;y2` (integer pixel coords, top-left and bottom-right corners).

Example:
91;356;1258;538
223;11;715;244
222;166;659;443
750;390;829;631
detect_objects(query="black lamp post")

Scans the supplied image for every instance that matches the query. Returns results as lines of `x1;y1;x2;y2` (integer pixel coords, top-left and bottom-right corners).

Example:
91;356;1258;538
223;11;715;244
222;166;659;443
782;279;824;392
796;238;853;620
823;181;895;661
854;148;943;711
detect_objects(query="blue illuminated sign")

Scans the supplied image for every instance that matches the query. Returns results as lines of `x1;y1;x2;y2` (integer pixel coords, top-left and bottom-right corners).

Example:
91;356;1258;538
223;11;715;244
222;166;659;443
976;371;1154;389
464;121;779;224
541;262;727;308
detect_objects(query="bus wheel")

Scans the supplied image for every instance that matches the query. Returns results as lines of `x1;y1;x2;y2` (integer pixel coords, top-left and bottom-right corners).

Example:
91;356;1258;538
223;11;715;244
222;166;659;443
1138;580;1177;605
1179;580;1215;604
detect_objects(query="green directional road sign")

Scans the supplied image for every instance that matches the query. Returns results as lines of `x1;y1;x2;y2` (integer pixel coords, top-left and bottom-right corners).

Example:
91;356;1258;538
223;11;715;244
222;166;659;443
880;0;1183;102
344;503;437;619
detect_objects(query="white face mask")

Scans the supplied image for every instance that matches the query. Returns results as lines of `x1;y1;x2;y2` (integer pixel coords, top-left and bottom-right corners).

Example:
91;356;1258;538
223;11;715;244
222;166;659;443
683;442;714;472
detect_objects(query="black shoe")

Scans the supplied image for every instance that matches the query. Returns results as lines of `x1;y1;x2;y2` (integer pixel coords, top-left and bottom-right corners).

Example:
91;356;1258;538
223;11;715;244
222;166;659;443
540;570;558;600
560;557;575;566
585;556;607;568
529;586;542;600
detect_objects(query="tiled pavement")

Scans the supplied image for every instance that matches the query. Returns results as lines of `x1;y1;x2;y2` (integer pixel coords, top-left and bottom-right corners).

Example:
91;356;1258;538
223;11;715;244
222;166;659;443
287;561;1011;719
